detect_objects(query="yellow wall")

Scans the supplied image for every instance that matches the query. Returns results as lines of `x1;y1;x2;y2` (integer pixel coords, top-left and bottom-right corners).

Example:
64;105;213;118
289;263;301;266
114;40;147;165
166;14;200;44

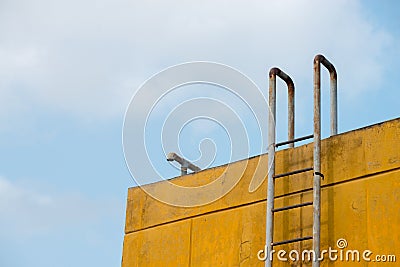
122;118;400;266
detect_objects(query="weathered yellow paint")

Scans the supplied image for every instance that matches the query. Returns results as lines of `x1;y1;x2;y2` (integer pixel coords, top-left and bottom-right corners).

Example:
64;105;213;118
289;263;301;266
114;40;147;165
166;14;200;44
122;220;191;266
122;118;400;266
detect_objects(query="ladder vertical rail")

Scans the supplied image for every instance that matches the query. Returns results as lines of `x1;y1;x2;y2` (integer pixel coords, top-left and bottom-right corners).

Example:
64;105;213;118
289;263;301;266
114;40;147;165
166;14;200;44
313;54;337;267
330;73;338;135
265;72;276;267
313;58;322;267
287;76;295;148
265;68;295;266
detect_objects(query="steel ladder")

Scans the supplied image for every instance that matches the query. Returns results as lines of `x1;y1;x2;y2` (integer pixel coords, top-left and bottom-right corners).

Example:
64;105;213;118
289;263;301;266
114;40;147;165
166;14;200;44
265;55;337;267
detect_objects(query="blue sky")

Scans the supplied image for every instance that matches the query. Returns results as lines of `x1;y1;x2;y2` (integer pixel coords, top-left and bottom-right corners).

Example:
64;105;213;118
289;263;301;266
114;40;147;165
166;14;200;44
0;0;399;266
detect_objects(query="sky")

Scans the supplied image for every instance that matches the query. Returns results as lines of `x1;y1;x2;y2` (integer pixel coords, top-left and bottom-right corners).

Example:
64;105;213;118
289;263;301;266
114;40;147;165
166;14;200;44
0;0;399;266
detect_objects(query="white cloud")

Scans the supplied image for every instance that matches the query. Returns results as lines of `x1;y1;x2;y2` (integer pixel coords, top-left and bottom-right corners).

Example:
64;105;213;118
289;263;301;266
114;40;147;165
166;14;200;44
0;0;396;175
0;176;121;239
0;0;394;123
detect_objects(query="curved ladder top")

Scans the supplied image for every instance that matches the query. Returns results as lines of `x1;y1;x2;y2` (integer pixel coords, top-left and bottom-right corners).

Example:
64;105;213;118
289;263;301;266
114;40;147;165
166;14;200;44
269;67;295;90
268;67;295;148
313;54;338;136
314;54;337;80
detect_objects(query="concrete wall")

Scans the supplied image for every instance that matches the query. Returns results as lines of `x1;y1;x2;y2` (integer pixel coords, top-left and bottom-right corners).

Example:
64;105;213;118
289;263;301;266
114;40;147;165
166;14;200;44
122;118;400;266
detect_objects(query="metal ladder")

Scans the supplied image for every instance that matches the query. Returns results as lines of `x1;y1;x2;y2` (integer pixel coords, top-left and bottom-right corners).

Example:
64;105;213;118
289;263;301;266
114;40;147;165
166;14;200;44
265;55;337;267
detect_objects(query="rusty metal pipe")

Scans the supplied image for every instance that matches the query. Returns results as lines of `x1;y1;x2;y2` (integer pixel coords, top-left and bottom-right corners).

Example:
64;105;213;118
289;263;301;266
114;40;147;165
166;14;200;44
265;67;295;267
313;54;337;267
314;54;338;136
265;72;276;267
166;152;201;176
269;67;295;147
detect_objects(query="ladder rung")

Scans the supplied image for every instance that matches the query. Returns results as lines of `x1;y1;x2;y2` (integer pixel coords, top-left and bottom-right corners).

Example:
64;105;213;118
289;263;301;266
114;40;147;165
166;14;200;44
274;167;313;179
272;201;313;212
275;134;314;147
272;236;313;247
315;171;325;179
